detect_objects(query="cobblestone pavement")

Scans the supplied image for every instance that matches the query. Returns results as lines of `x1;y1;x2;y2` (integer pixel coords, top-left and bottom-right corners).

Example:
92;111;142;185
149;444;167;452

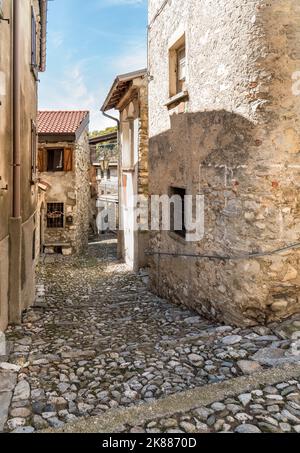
0;236;299;433
122;380;300;434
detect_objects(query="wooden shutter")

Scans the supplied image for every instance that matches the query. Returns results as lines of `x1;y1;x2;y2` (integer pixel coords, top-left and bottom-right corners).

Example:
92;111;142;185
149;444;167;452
38;148;46;172
64;148;73;172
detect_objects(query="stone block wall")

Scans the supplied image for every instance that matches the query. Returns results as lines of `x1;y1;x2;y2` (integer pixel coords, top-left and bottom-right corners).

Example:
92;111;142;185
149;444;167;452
74;130;90;253
148;0;300;326
39;130;90;255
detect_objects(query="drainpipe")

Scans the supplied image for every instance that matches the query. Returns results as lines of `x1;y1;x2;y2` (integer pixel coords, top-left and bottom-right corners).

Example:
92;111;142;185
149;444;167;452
102;111;120;130
13;0;21;218
39;0;48;72
9;0;22;324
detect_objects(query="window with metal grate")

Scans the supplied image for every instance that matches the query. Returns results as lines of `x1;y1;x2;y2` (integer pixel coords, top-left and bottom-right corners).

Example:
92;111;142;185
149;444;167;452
47;203;64;229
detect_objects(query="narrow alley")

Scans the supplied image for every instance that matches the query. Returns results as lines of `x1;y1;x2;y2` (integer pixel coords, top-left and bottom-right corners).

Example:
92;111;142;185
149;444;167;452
0;237;299;433
1;0;300;442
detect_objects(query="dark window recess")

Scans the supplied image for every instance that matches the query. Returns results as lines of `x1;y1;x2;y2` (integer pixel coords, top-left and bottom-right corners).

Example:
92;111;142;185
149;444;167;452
31;6;37;67
32;229;36;260
170;187;186;238
47;203;64;229
47;149;64;172
107;168;111;180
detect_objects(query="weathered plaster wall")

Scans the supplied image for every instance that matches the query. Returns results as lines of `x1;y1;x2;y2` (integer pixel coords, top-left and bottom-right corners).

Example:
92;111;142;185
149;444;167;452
0;237;9;332
0;0;12;331
148;0;300;326
21;212;37;311
0;0;42;328
118;77;149;271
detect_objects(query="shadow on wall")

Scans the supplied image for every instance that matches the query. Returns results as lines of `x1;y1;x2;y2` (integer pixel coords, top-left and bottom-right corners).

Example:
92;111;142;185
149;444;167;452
148;110;300;326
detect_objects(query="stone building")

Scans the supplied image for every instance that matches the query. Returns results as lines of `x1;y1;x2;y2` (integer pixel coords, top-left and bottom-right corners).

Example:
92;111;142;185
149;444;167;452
0;0;48;330
89;131;118;233
148;0;300;326
37;110;90;255
101;69;149;271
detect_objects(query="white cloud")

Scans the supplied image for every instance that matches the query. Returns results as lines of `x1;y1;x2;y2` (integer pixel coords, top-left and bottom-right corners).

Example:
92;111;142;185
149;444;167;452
109;40;147;74
101;0;145;6
39;61;116;131
50;31;64;49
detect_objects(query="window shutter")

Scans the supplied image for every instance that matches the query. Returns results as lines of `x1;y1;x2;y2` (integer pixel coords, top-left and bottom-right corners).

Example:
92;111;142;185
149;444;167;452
38;149;46;172
64;148;73;172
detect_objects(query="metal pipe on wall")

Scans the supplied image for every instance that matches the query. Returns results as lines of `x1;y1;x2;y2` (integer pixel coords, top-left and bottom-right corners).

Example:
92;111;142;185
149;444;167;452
12;0;21;218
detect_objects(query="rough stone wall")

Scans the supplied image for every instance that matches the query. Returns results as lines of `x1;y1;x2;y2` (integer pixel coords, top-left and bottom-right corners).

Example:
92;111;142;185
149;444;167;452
74;130;90;253
0;0;42;329
148;0;300;326
138;82;149;197
89;164;98;234
39;159;76;249
137;80;150;268
40;131;90;254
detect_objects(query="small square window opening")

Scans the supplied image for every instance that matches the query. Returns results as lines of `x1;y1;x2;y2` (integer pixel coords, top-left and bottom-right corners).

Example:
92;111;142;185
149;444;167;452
47;203;64;229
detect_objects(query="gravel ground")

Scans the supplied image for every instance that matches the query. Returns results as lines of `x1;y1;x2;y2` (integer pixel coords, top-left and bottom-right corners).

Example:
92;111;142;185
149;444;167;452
0;236;299;433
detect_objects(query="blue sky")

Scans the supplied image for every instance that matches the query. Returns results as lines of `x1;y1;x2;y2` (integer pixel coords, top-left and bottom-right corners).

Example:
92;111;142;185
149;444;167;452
39;0;147;131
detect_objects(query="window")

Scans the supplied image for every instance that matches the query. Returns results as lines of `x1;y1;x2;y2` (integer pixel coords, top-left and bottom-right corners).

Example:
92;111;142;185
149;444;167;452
122;120;135;168
169;34;186;97
177;46;186;92
0;1;4;19
38;148;73;173
107;168;111;180
47;203;64;229
169;187;186;239
47;149;64;172
31;120;37;183
31;6;37;68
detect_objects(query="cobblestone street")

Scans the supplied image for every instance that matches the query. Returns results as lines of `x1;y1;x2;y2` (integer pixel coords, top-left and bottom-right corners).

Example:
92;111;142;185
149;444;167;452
121;378;300;434
0;236;299;433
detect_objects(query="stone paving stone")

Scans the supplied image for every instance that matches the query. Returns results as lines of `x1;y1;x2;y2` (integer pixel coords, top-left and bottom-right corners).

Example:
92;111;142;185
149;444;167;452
0;371;17;393
1;236;298;432
0;392;12;431
120;379;300;434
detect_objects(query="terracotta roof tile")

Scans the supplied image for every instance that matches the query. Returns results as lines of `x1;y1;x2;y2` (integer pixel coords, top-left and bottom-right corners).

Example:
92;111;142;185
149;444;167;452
38;111;89;135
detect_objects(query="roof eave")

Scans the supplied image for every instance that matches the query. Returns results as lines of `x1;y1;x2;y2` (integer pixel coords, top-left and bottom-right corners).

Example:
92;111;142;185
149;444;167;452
101;68;147;112
75;113;90;140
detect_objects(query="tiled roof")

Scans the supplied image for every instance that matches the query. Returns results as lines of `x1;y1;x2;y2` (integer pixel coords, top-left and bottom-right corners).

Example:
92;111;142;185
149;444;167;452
38;111;89;135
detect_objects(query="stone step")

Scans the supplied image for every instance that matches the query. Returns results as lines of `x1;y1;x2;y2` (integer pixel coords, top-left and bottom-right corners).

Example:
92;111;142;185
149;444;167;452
43;364;300;433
